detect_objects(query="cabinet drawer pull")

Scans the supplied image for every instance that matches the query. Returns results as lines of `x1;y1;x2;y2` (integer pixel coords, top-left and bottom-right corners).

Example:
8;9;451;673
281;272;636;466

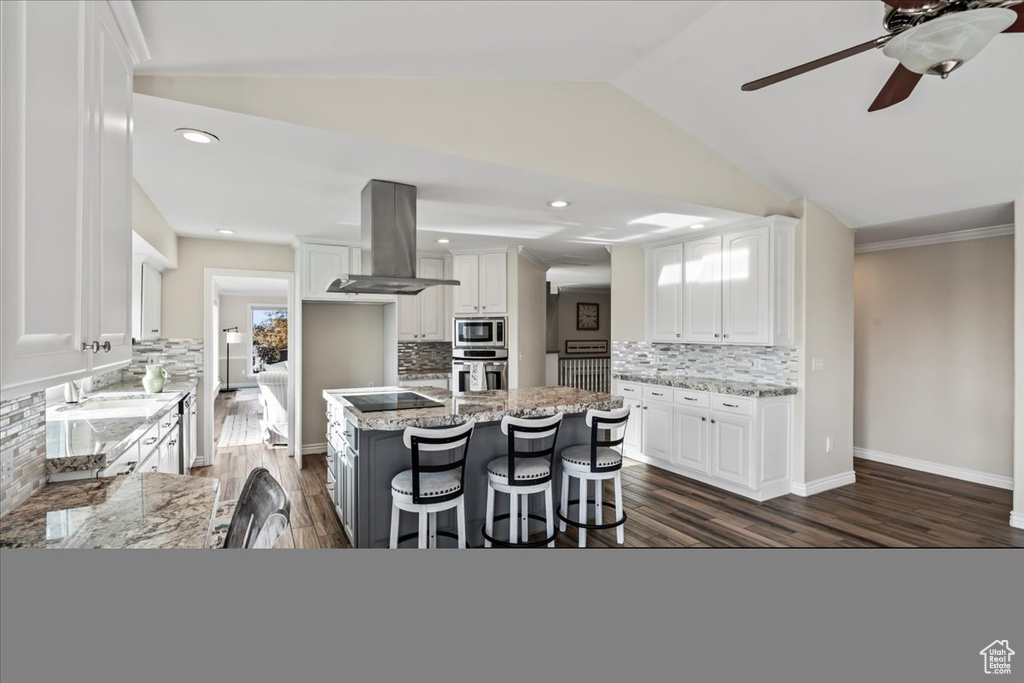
169;440;177;446
651;391;664;397
684;397;697;402
143;437;158;446
723;403;739;408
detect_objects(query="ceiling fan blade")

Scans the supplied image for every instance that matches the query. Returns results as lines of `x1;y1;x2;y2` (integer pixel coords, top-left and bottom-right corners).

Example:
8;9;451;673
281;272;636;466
742;38;884;92
868;64;924;112
883;0;940;9
1004;3;1023;32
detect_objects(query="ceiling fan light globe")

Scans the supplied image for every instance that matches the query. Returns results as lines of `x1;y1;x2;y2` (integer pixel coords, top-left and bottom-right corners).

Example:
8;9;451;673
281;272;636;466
881;8;1016;75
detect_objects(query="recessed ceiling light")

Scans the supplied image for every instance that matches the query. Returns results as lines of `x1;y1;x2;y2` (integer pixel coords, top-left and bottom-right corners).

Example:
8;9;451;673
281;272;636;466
175;128;219;144
437;239;450;244
547;200;571;208
689;224;705;230
216;229;235;235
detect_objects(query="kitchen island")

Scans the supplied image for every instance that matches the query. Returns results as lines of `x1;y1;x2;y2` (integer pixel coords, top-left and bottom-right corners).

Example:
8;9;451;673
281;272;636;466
322;386;622;548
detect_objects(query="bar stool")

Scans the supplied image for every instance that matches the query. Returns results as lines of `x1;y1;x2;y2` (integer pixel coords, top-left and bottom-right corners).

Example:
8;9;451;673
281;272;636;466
557;406;630;547
482;413;563;548
389;420;475;549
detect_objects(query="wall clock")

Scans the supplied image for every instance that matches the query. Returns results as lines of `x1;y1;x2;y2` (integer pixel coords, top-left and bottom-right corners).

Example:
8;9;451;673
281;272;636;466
576;302;599;331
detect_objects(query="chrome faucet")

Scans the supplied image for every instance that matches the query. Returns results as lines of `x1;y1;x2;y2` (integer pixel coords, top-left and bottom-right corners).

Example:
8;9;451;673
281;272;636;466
64;380;85;404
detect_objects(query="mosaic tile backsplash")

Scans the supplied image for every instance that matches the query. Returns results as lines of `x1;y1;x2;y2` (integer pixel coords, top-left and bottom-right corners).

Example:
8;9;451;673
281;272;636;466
126;339;204;380
0;391;47;518
612;341;799;387
1;339;204;518
397;341;452;376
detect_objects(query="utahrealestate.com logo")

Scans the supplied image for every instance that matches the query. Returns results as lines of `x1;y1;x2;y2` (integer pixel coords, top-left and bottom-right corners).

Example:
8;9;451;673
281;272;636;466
979;640;1015;675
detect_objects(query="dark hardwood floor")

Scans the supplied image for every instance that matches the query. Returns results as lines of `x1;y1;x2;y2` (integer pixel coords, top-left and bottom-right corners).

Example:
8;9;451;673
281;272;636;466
195;391;1024;549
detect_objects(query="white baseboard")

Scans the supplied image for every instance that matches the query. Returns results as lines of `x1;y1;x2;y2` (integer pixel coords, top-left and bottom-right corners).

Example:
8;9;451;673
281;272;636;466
790;471;857;497
1009;511;1024;530
302;442;327;456
854;447;1013;490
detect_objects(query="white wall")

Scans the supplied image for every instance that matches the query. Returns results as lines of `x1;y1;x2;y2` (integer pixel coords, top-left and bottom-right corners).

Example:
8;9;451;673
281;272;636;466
797;200;856;484
556;290;610;354
301;303;385;449
610;245;645;342
218;294;287;388
162;237;295;338
132;180;178;268
135;76;789;218
855;236;1014;480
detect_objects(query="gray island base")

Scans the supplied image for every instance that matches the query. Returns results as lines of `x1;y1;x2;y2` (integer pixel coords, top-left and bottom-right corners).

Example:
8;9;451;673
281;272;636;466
324;386;623;548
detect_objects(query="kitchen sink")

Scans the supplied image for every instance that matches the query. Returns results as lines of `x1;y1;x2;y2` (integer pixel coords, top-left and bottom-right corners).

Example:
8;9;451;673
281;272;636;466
47;396;168;420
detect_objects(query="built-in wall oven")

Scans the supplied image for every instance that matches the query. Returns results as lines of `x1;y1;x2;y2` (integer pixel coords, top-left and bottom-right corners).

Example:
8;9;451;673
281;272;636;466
453;317;506;348
452;348;508;393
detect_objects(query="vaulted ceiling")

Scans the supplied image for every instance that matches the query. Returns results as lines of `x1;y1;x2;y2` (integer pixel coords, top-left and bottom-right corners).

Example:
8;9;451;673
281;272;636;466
134;0;1023;244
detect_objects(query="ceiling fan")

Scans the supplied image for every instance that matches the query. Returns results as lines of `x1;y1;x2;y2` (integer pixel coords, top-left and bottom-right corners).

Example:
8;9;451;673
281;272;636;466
741;0;1023;111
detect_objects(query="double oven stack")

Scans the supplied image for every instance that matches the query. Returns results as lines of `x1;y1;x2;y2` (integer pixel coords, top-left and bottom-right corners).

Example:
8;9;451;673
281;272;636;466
451;316;508;393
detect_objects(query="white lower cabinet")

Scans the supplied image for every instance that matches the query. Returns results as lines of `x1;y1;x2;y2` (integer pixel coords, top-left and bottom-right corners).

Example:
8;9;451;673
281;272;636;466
615;380;791;501
672;405;709;474
641;399;674;462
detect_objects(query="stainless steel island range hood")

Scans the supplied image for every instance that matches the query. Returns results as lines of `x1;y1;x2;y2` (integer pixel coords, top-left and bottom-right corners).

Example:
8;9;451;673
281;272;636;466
326;180;460;295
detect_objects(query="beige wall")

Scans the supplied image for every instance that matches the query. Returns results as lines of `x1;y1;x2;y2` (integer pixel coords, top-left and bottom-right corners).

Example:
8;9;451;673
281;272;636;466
855;236;1013;478
132;180;178;267
516;252;548;388
218;295;287;387
301;303;386;447
610;245;645;342
799;200;856;483
1014;198;1023;522
557;290;610;355
136;77;788;218
161;237;295;338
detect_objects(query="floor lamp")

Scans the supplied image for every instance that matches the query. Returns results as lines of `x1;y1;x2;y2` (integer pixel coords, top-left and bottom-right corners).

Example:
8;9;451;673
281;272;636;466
221;327;244;393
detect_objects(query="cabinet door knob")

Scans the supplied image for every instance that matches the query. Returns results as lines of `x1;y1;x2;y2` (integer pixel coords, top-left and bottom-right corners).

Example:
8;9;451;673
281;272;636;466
676;333;680;338
723;334;729;339
701;417;706;422
714;334;720;339
711;419;716;424
83;341;100;353
482;306;486;309
101;341;111;353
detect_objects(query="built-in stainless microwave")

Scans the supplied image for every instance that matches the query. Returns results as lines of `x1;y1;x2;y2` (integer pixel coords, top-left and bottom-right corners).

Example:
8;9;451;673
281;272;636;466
453;317;506;348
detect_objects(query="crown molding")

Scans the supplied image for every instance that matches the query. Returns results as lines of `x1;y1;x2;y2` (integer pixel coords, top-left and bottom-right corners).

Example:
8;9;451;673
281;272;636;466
855;224;1014;254
517;246;549;270
108;1;151;65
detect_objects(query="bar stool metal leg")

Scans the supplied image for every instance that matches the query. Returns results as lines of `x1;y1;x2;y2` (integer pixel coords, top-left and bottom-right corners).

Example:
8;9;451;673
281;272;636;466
559;470;569;533
577;477;588;548
614;473;624;545
544;487;555;548
484;486;495;548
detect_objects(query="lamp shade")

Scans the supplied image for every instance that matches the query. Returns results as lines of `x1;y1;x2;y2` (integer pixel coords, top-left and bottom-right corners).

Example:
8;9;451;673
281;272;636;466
225;332;244;345
882;8;1016;75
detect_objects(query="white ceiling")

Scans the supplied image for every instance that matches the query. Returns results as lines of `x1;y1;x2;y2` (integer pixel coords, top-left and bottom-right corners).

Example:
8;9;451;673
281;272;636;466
133;0;715;80
133;94;756;288
133;0;1023;252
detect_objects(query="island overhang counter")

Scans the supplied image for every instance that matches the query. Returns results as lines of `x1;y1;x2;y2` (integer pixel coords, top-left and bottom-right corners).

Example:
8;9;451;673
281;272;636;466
322;386;623;548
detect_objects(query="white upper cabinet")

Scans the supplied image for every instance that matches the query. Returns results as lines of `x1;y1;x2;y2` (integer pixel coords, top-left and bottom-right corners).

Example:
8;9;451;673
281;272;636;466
649;244;683;342
452;254;480;314
479;251;508;314
301;242;351;300
681;236;722;343
1;1;146;400
396;256;447;342
140;262;162;340
649;216;796;347
451;250;506;316
721;227;770;345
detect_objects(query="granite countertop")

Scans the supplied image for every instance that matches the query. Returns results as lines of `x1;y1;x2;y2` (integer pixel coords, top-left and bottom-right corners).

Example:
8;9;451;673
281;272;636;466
324;385;623;431
45;379;198;475
613;373;797;398
398;372;450;381
0;473;220;549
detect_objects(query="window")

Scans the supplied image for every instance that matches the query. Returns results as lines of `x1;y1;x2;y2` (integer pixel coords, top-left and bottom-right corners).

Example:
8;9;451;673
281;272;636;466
250;305;288;374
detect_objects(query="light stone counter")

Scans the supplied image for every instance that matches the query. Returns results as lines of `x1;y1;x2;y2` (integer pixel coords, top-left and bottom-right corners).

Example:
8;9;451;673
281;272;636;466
612;373;797;398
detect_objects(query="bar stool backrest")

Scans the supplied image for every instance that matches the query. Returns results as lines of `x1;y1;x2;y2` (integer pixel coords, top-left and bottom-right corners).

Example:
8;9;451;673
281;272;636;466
402;420;476;505
499;413;563;487
583;406;631;473
224;467;291;549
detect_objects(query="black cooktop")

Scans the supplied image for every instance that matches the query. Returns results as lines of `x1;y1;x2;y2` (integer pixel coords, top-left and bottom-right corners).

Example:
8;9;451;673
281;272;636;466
342;392;445;413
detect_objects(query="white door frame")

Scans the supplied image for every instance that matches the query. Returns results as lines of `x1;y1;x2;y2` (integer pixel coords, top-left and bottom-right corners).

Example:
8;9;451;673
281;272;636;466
203;268;300;468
